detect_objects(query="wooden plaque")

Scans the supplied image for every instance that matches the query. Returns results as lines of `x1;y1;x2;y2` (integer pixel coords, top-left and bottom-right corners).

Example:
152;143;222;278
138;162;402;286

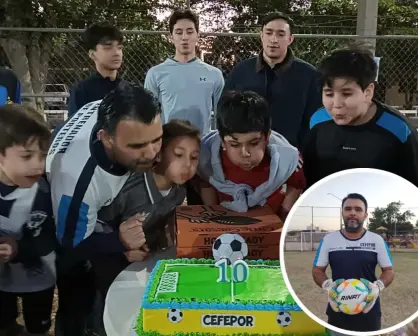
175;205;282;260
177;245;281;260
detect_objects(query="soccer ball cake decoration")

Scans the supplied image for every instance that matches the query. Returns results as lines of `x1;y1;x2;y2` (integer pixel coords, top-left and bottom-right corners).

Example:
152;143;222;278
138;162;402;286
212;233;250;283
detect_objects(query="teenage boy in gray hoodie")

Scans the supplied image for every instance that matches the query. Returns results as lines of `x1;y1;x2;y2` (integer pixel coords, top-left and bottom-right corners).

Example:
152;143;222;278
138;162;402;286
144;9;224;206
198;90;305;222
144;9;224;136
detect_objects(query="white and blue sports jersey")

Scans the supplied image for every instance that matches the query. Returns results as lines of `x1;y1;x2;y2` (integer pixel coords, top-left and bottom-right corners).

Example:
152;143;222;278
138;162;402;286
46;100;131;269
314;230;393;319
0;178;56;293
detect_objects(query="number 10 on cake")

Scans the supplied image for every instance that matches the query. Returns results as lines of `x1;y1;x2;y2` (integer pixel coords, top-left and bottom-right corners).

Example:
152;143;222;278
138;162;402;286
212;233;250;283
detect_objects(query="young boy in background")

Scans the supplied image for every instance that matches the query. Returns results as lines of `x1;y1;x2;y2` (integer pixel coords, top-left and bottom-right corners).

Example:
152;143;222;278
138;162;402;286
67;22;125;118
0;104;56;336
198;90;305;222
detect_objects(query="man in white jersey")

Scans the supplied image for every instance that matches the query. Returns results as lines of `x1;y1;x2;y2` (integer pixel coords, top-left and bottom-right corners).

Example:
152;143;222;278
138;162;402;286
313;193;394;334
46;82;163;336
144;9;224;205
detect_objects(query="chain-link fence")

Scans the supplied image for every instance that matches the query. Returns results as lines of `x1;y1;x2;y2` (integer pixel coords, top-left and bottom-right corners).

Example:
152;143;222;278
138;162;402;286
284;205;418;251
1;28;418;113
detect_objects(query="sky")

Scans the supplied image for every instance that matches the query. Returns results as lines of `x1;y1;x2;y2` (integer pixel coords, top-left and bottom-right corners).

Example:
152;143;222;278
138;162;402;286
288;170;418;231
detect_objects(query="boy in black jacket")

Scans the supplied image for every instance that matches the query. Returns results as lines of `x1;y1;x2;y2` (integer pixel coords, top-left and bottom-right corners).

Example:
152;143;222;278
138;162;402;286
0;104;56;336
303;48;418;188
224;12;321;149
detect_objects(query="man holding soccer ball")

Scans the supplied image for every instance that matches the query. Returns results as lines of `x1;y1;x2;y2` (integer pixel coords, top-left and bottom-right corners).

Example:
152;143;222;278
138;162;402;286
312;193;394;333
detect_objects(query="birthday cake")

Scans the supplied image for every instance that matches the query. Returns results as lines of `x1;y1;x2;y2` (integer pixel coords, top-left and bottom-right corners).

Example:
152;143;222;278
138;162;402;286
134;257;327;335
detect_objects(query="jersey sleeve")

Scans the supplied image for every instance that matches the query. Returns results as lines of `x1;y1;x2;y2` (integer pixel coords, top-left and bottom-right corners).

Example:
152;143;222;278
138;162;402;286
14;178;57;268
301;127;318;189
286;152;306;190
144;68;160;101
212;70;225;114
298;72;322;148
50;171;126;272
67;85;86;118
376;235;393;268
397;130;418;187
313;237;330;267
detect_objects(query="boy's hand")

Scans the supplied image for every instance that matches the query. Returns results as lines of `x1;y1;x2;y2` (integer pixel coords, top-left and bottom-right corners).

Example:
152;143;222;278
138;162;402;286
0;237;18;263
119;213;148;250
124;249;149;262
124;244;150;262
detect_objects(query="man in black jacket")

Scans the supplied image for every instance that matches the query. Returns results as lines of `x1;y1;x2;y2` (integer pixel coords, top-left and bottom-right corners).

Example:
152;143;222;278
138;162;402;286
224;12;322;149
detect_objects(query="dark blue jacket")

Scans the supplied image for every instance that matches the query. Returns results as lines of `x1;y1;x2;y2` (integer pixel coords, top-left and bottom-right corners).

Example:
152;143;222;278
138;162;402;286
67;72;126;117
0;68;21;106
224;50;322;149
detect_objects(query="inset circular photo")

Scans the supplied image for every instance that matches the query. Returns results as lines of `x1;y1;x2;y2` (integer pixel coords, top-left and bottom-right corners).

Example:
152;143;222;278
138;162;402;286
280;168;418;336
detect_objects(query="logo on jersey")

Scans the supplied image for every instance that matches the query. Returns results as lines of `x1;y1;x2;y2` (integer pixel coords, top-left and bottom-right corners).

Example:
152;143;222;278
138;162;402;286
360;242;376;249
26;211;47;237
103;198;113;206
200;77;207;82
295;156;303;172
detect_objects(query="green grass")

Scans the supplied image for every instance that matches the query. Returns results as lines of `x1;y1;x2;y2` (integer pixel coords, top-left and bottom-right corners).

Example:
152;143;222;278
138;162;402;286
284;250;418;330
156;264;293;303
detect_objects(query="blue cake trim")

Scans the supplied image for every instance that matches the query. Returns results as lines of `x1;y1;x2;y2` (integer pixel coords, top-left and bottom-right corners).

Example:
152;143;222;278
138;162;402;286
141;258;303;312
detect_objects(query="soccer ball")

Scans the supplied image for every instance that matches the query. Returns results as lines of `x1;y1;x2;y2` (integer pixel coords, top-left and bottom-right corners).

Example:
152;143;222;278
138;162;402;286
212;233;248;265
167;308;183;323
335;279;368;315
276;311;292;327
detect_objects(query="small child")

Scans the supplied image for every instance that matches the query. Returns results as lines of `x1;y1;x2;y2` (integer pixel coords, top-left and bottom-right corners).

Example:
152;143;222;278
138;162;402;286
95;119;200;290
0;104;56;336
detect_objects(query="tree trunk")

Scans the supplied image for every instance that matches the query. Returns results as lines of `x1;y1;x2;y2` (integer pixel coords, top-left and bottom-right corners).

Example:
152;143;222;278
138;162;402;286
0;34;37;109
28;33;51;114
0;33;51;115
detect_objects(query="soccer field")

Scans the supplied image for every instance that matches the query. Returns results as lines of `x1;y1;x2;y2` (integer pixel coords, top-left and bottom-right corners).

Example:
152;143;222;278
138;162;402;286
284;251;418;330
156;263;292;303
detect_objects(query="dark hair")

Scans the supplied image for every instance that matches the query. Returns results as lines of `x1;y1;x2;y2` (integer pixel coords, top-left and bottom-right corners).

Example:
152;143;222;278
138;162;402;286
261;12;294;33
98;82;161;135
83;22;123;50
162;119;201;150
318;48;377;91
342;193;368;211
217;91;271;139
169;9;199;34
0;104;51;153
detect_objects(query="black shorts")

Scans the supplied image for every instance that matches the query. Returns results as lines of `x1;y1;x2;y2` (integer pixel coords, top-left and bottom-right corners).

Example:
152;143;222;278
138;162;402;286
0;286;54;333
328;311;381;332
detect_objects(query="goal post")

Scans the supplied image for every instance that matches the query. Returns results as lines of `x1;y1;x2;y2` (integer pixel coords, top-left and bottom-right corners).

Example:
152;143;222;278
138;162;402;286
300;232;328;251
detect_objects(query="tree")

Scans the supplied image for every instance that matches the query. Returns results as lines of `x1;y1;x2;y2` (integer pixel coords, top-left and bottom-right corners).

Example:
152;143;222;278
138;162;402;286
195;0;418;104
0;0;167;110
368;201;415;235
